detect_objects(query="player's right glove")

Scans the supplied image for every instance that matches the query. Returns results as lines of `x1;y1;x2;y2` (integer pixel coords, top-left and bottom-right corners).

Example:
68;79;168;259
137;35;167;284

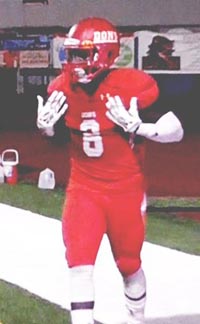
105;95;142;133
37;90;68;136
106;95;183;143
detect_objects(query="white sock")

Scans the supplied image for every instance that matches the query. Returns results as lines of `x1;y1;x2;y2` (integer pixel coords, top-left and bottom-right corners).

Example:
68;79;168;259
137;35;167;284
69;265;95;324
123;267;146;324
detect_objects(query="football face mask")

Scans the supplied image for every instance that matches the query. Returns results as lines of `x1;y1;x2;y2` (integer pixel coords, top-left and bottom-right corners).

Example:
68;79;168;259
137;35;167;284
65;47;99;84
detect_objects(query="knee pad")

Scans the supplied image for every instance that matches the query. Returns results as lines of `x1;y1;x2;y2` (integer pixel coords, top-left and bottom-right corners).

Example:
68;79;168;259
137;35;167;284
117;256;141;277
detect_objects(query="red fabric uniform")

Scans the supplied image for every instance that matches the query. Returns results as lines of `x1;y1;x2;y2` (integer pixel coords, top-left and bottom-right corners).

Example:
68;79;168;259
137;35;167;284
48;68;159;276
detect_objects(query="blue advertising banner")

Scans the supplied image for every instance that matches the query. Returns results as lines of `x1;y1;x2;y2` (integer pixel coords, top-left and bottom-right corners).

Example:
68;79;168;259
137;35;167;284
2;37;50;51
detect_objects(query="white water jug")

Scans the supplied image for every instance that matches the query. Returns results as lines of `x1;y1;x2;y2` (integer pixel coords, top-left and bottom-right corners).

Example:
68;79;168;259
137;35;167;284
38;168;55;190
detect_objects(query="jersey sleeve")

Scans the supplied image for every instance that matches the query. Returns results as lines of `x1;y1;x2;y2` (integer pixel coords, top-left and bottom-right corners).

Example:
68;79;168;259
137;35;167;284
137;73;159;110
112;69;159;110
126;70;159;109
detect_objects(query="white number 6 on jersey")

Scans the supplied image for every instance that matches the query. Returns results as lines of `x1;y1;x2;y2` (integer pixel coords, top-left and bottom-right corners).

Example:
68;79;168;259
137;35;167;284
80;119;104;157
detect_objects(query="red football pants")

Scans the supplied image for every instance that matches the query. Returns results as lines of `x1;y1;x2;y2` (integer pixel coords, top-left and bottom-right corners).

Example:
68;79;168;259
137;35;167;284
62;185;145;277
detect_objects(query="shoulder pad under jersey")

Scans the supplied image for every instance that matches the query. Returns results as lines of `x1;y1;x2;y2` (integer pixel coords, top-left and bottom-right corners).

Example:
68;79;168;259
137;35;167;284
106;68;159;109
47;72;70;96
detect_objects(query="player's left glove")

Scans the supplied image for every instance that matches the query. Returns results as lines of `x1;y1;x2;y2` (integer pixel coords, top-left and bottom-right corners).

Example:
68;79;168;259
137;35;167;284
105;95;142;133
37;90;68;136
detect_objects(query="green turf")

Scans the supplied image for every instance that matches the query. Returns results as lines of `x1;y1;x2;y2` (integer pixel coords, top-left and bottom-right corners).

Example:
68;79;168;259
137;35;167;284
146;212;200;255
0;280;70;324
148;196;200;207
0;183;65;219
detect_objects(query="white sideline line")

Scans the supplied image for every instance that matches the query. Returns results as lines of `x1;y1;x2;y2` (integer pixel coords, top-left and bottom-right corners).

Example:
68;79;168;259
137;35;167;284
0;203;199;324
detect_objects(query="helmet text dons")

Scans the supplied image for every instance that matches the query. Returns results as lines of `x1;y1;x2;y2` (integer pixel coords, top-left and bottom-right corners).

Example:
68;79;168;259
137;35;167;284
94;31;118;43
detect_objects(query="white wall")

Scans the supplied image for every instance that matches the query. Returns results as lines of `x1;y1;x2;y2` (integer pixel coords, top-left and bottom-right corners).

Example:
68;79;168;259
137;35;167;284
0;0;200;28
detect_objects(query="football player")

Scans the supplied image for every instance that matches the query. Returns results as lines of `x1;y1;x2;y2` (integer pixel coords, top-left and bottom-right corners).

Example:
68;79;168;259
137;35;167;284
37;17;184;324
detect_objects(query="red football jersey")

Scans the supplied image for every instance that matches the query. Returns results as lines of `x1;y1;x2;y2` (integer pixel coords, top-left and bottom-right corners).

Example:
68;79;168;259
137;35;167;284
47;68;159;192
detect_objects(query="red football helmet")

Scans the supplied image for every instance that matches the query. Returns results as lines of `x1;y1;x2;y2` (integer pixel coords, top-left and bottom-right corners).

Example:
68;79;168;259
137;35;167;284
63;17;120;83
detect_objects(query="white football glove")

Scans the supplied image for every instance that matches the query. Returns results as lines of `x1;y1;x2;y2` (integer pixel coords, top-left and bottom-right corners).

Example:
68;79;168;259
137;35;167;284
37;90;68;134
105;95;142;133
